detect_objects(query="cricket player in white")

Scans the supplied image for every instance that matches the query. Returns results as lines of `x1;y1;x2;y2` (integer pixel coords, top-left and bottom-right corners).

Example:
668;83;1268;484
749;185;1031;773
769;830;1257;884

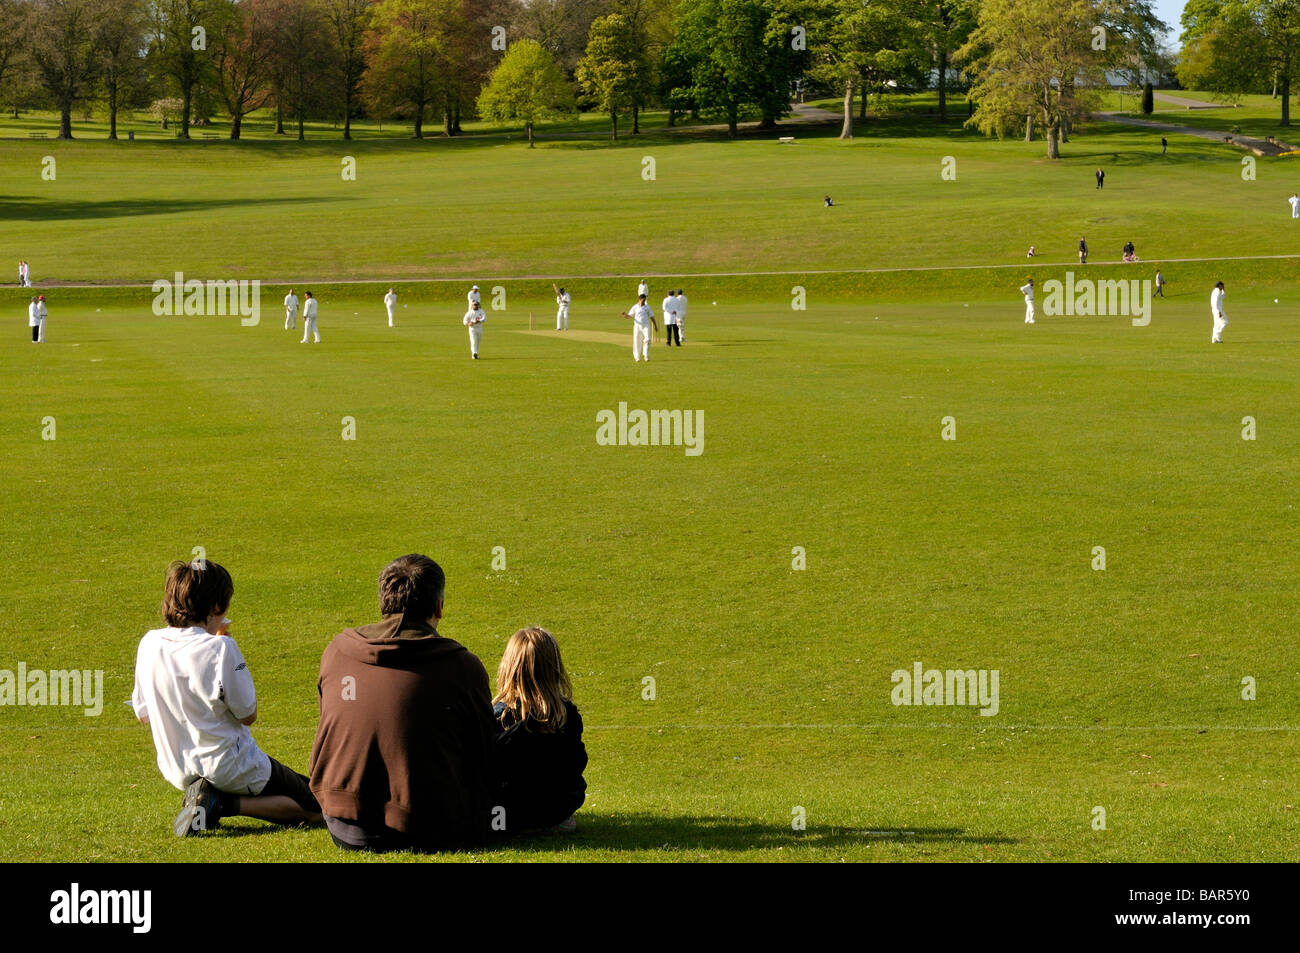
283;289;299;330
301;292;320;343
464;304;486;358
1210;281;1227;343
1290;194;1299;219
675;288;687;342
623;294;658;362
1019;278;1035;324
468;285;481;310
36;295;47;342
638;280;649;300
554;284;570;330
384;288;397;327
27;296;39;342
661;291;679;346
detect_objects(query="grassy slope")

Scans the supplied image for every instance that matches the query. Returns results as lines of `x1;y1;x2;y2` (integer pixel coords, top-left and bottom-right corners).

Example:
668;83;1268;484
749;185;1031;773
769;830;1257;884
2;100;1298;862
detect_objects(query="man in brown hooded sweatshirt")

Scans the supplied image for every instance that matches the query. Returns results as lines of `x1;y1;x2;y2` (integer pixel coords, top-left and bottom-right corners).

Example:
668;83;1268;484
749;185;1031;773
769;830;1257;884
309;554;497;852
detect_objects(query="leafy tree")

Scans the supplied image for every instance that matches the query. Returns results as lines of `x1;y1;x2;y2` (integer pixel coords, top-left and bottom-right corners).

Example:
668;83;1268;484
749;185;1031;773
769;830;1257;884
362;0;456;138
27;0;108;139
322;0;372;138
477;37;574;145
575;12;646;139
96;0;149;139
212;0;277;139
150;0;222;138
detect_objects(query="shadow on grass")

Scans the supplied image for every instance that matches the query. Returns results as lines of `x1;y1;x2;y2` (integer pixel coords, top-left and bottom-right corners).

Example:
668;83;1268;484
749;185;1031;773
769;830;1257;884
0;194;338;223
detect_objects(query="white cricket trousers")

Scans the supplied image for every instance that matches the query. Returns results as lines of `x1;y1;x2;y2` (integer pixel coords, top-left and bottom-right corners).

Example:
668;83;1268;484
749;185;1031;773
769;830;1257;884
285;310;297;330
633;323;651;361
1025;301;1035;323
302;316;320;343
1212;312;1228;342
387;307;395;327
468;324;482;356
557;308;568;330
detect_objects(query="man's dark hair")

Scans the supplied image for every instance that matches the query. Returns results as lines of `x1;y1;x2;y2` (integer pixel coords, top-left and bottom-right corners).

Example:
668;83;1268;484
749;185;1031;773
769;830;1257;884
379;554;445;619
162;559;233;627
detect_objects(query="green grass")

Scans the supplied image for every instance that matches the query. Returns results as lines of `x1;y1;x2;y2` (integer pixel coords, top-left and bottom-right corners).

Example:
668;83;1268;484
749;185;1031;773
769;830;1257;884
3;97;1299;862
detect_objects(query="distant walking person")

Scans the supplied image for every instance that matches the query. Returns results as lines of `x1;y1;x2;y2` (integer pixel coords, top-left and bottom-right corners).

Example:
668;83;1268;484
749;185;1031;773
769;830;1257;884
18;260;29;287
553;284;570;331
283;289;299;331
301;292;320;343
464;302;486;358
1161;136;1167;155
1019;278;1035;324
1210;281;1228;344
1154;270;1166;298
622;294;657;363
1079;237;1088;264
384;288;397;327
1289;193;1299;219
1095;167;1105;189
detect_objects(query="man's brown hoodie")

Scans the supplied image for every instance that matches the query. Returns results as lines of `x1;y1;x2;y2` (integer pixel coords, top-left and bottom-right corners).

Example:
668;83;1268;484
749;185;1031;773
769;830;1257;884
309;615;497;849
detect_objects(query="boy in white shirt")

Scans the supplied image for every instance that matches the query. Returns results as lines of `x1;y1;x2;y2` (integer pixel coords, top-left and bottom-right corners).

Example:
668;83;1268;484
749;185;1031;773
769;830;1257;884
132;559;321;836
384;288;397;327
283;289;299;330
622;294;658;362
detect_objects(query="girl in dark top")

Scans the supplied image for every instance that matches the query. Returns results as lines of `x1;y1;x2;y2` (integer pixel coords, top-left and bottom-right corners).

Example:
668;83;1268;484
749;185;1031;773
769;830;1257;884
492;627;587;834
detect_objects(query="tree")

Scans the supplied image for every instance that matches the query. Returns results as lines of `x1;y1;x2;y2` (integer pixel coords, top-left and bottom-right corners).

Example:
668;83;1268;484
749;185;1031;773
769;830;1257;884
575;13;645;139
1181;1;1300;124
321;0;371;138
508;0;606;76
362;0;455;138
151;0;221;138
958;0;1109;158
96;0;148;139
268;0;332;139
212;0;276;138
0;0;31;118
477;37;574;145
919;0;976;121
27;0;107;139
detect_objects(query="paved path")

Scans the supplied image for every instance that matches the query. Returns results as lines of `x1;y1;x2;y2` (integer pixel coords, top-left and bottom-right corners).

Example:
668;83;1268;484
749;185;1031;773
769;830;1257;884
1095;111;1297;156
1152;92;1227;110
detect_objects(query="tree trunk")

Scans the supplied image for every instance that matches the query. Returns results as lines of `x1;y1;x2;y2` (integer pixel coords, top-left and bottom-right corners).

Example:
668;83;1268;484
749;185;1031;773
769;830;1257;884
231;113;242;139
840;81;853;139
108;84;118;140
611;111;618;140
1025;111;1033;141
1283;73;1292;126
937;46;948;120
414;105;424;139
443;107;452;136
343;90;352;140
58;97;72;139
452;99;461;134
297;108;305;140
1047;120;1060;159
667;106;676;127
181;87;193;138
727;103;737;137
275;95;285;135
632;103;639;134
526;120;534;147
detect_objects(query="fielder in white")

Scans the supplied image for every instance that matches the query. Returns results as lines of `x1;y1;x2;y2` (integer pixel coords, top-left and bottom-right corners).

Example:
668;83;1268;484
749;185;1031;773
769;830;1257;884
464;304;486;358
27;296;39;342
1290;194;1299;219
1019;278;1035;324
661;291;680;346
384;288;397;327
638;280;649;300
468;284;481;310
1210;281;1227;343
36;295;47;342
622;294;658;362
554;283;570;330
301;292;320;343
675;288;688;342
283;289;299;330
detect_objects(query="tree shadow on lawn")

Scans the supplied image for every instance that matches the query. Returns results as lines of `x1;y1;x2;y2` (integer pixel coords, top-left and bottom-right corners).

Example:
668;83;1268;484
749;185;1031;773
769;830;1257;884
0;194;338;223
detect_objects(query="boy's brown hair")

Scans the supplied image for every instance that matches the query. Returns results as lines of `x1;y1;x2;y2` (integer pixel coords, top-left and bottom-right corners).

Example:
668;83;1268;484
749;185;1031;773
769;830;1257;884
162;559;233;627
378;554;445;620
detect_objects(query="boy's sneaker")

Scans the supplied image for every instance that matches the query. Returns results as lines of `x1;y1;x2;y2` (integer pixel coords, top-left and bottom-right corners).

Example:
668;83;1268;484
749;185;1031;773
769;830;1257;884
174;778;224;837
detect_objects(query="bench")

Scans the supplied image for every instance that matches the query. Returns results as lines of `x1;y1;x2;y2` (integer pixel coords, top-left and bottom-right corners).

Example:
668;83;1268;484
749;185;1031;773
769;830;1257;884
202;132;219;139
778;136;796;144
28;132;47;139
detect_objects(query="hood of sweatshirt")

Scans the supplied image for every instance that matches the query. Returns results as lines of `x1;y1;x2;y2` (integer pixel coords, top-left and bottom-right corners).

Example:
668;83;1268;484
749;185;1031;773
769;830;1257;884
329;614;466;668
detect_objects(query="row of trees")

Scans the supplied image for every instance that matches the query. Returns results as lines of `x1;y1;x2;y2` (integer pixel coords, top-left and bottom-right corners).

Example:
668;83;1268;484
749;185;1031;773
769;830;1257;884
0;0;1170;151
1178;0;1300;125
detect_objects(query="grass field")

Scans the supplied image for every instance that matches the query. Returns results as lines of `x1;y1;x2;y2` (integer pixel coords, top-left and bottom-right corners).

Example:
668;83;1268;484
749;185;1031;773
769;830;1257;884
2;96;1298;863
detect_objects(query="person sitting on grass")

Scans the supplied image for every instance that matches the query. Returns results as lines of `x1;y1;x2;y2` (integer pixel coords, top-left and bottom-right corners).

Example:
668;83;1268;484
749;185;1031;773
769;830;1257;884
132;559;323;837
491;627;588;835
824;195;834;207
1123;240;1137;262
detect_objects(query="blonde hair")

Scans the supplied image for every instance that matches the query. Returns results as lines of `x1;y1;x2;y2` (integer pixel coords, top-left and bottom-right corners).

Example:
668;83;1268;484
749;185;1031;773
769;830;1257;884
493;627;572;733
